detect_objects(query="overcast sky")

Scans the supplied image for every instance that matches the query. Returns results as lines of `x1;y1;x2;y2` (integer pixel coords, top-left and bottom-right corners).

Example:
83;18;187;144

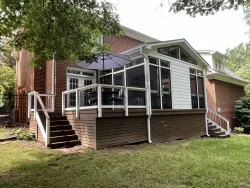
108;0;249;53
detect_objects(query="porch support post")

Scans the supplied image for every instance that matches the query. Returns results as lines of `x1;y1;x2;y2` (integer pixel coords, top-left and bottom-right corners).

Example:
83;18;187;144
28;94;31;119
97;85;102;118
34;92;37;120
76;89;79;118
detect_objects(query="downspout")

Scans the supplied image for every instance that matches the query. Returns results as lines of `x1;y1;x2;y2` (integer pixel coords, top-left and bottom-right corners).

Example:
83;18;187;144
140;47;152;143
203;69;210;137
52;53;55;111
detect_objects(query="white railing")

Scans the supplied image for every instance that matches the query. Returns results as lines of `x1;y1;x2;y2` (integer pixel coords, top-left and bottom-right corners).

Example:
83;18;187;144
207;108;230;135
62;84;150;118
28;91;55;146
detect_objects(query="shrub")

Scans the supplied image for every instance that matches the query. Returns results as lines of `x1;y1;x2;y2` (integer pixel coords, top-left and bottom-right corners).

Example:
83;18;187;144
234;96;250;132
234;127;244;134
15;128;34;141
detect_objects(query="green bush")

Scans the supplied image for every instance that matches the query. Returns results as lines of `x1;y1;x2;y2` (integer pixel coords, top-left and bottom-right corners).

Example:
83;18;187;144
234;96;250;132
234;127;244;134
15;128;34;141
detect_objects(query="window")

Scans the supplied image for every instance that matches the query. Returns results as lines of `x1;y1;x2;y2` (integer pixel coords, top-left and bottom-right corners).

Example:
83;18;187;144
68;69;81;75
126;65;145;88
114;72;124;86
100;74;112;85
69;78;79;106
158;46;197;65
126;57;144;67
149;56;172;109
189;68;205;109
161;68;172;109
150;65;160;109
158;46;179;59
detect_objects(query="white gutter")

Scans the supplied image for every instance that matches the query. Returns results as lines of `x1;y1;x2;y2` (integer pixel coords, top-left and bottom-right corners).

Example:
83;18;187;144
203;70;210;137
140;46;152;143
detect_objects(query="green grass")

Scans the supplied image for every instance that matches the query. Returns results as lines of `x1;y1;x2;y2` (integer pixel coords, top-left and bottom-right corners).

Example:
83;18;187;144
1;135;250;188
0;127;18;138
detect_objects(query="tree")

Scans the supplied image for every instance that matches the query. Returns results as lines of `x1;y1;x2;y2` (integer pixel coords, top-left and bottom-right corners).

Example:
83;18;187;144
0;0;122;67
0;39;17;68
224;42;250;95
0;65;15;95
169;0;246;17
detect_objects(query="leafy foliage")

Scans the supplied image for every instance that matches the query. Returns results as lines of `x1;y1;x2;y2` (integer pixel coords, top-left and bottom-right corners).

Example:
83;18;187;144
224;42;250;95
234;96;250;131
15;128;34;141
234;127;244;133
0;65;15;94
0;0;122;67
170;0;246;17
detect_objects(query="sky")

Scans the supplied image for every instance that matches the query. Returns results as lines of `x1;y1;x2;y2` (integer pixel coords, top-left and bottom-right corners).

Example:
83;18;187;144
108;0;249;53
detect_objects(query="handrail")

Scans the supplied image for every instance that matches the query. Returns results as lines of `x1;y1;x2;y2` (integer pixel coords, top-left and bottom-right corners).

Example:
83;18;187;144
62;84;148;94
208;108;230;134
37;95;50;120
62;84;149;118
28;91;53;146
208;108;229;122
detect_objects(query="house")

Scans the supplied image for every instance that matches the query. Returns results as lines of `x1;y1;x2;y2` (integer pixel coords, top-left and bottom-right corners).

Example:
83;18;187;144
17;26;232;149
198;50;247;128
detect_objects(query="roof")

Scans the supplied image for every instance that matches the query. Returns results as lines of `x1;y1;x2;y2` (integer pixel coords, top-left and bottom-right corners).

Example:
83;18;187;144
207;68;248;86
122;26;159;43
198;50;247;86
122;39;210;68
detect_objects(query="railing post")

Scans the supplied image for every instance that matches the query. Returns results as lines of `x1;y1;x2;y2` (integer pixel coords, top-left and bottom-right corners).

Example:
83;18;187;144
226;120;230;134
124;88;128;116
76;89;79;118
52;95;55;112
98;85;102;118
46;119;50;146
34;92;37;120
28;94;31;119
62;93;65;116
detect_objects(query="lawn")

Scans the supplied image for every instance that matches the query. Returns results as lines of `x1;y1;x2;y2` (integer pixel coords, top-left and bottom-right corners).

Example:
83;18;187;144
1;135;250;188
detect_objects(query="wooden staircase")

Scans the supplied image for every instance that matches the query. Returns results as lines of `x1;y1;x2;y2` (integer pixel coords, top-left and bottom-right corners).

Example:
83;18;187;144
39;112;81;148
207;120;230;138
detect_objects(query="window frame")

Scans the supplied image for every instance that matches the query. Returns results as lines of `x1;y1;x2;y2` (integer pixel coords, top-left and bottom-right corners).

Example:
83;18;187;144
189;68;205;109
149;56;172;109
157;45;197;65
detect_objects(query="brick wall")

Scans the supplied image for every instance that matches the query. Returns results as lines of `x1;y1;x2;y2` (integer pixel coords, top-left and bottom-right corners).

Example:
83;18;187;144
206;78;245;128
104;36;144;53
206;79;217;112
215;80;245;128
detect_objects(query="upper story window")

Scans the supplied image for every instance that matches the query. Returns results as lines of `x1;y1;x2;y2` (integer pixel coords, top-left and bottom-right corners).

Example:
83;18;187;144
214;59;222;70
157;45;197;65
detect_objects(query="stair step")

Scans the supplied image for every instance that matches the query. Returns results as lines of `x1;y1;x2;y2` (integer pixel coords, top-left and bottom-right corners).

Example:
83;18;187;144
48;112;64;117
50;125;72;131
216;134;230;139
212;131;226;136
209;128;221;132
50;120;69;126
50;130;75;137
48;140;81;149
207;122;213;126
50;134;78;143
